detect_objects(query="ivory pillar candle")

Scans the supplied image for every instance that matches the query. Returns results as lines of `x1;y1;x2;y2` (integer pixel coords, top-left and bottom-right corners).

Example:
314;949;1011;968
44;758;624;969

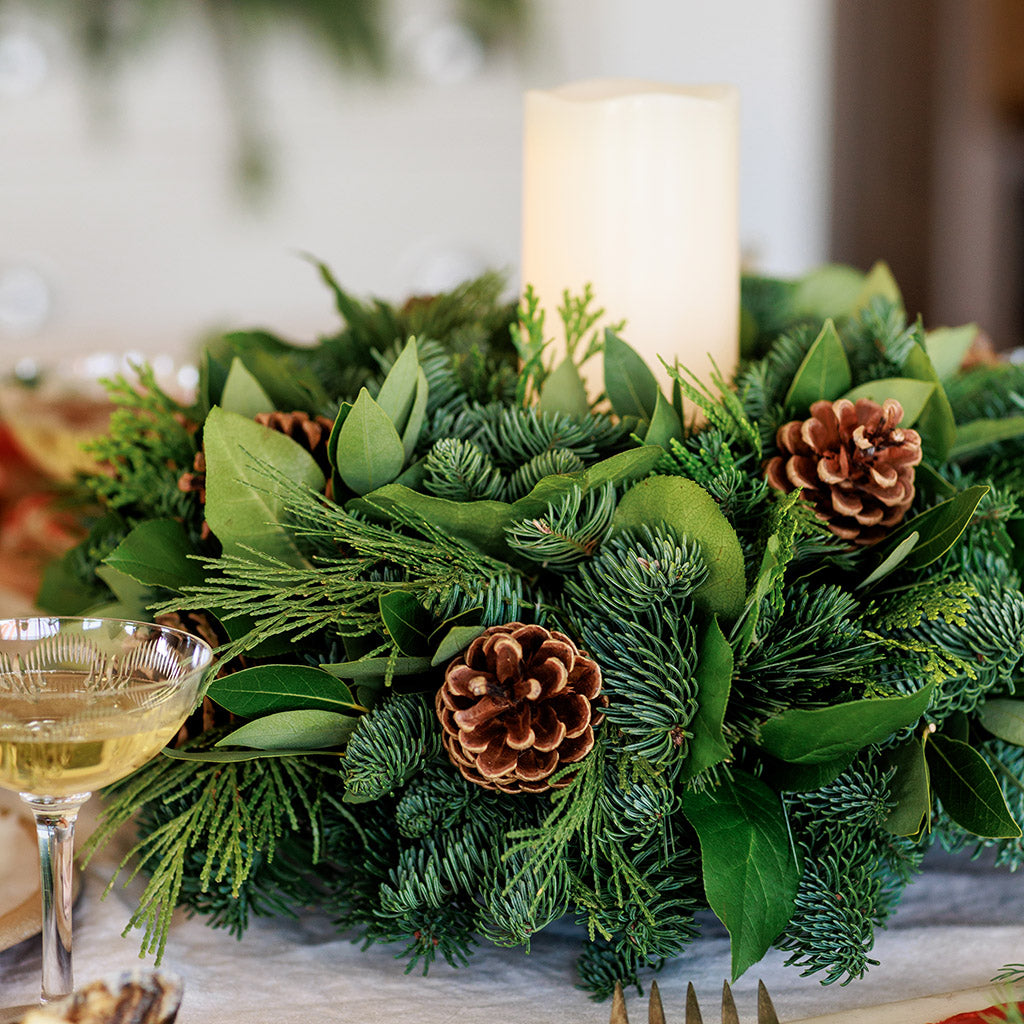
521;79;740;395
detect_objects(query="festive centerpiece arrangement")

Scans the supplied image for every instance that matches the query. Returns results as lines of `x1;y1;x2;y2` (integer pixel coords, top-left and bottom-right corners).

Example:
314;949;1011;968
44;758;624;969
44;261;1024;997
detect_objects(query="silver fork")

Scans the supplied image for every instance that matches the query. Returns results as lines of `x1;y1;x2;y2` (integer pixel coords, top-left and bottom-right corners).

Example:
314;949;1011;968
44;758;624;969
609;979;781;1024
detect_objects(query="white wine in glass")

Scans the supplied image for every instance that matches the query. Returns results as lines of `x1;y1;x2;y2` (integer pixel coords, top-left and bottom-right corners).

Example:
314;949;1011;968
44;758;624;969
0;617;213;1016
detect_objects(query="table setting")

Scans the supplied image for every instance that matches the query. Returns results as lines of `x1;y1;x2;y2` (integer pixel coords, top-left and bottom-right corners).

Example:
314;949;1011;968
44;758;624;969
4;77;1024;1024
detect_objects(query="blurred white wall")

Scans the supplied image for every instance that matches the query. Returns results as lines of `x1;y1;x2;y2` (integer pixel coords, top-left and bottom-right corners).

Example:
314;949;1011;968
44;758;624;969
0;0;834;366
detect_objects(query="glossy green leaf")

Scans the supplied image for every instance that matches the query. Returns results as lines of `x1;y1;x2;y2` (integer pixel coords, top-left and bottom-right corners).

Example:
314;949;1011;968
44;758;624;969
857;532;919;590
784;319;851;413
878;485;988;571
950;416;1024;461
791;264;866;320
538;356;590;420
206;664;362;717
915;463;957;500
93;564;153;620
401;367;430;462
767;753;855;793
882;735;931;837
375;338;419;432
926;734;1022;838
604;328;659;420
680;771;801;980
901;341;956;461
335;389;406;496
321;656;432;679
644;390;683;448
103;518;206;593
431;624;486;667
214;709;359;750
838;378;935;427
925;323;978;381
979;698;1024;746
680;618;733;781
853;260;903;315
220;357;275;418
203;407;325;566
164;747;344;763
612;476;746;619
379;591;433;656
755;682;934;764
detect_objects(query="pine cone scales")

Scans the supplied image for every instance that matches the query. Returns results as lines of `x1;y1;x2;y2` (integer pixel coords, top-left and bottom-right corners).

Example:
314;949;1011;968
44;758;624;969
765;397;922;544
436;623;605;793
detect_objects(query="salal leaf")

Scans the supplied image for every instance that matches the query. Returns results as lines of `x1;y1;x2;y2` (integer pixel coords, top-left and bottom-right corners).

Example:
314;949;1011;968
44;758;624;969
979;698;1024;746
103;518;206;592
857;532;919;590
220;357;275;418
215;709;358;750
926;734;1022;839
431;624;486;667
680;617;733;781
901;341;956;461
401;367;430;462
925;323;978;381
165;747;343;763
604;328;659;420
784;319;851;414
612;476;746;619
838;378;935;427
321;656;433;679
203;407;325;566
644;391;683;448
877;485;988;572
680;771;801;980
379;591;433;656
853;260;903;316
375;338;420;432
882;735;931;837
950;416;1024;461
538;356;590;420
206;664;363;717
792;264;865;320
335;388;406;496
755;682;934;764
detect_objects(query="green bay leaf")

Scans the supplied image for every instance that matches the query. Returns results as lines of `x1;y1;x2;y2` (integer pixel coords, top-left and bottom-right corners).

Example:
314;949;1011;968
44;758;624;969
604;328;659;420
680;617;733;781
203;407;325;566
926;734;1021;839
877;485;988;572
538;356;590;420
680;771;800;980
784;319;851;413
220;357;275;418
882;735;931;837
206;664;363;717
950;416;1024;461
335;389;405;496
979;698;1024;746
755;682;935;764
214;709;358;750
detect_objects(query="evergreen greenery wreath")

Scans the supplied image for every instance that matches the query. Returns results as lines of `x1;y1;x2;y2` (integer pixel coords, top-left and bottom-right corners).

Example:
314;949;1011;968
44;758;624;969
45;260;1024;997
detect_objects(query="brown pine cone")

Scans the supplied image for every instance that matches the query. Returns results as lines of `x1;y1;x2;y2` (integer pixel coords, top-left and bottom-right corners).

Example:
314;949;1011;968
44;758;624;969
436;622;606;794
765;397;922;545
177;451;210;540
254;410;335;474
155;610;234;747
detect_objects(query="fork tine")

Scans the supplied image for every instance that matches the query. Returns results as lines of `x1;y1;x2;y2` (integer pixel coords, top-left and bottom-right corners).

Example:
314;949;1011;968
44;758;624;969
648;979;667;1024
610;981;630;1024
685;982;704;1024
721;981;741;1024
757;980;780;1024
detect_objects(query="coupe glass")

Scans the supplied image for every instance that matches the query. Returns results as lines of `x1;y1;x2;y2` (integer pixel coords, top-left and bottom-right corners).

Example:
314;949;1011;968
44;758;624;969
0;617;212;1015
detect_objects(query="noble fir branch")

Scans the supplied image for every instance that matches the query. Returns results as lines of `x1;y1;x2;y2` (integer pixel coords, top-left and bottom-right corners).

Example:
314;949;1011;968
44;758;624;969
778;753;924;984
507;447;586;499
841;299;919;384
478;847;570;950
86;747;324;961
421;437;506;501
343;694;442;803
505;483;616;570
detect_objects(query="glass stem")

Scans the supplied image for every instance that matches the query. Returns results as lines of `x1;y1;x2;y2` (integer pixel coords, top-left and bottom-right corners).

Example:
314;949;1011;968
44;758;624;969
25;795;89;1004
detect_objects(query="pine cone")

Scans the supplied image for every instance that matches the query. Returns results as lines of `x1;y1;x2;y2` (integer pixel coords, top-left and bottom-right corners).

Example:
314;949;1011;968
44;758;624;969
155;610;234;747
253;410;335;474
436;622;606;794
765;397;922;545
